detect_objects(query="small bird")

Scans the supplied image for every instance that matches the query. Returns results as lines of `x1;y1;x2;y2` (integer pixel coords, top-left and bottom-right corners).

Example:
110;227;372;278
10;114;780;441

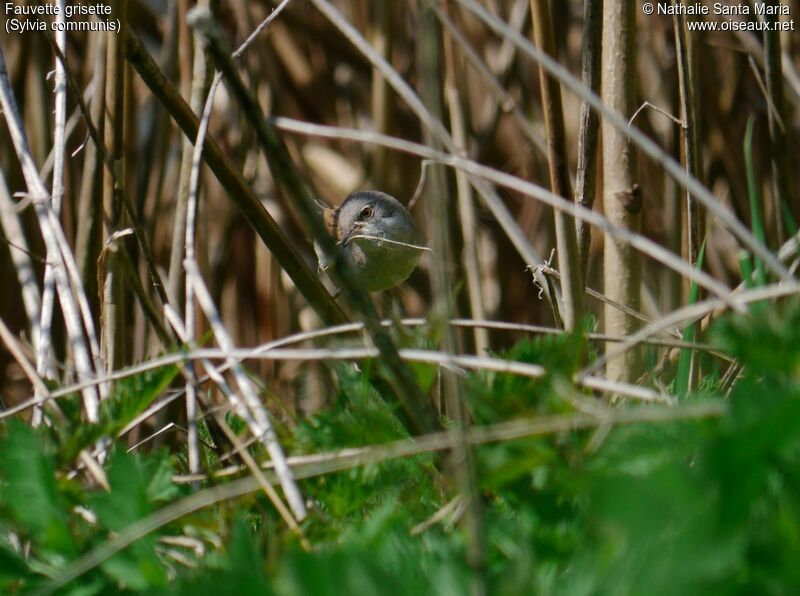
316;190;424;293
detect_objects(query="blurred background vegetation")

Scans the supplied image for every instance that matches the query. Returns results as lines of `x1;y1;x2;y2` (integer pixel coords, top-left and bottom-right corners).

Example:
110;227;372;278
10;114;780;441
0;0;799;593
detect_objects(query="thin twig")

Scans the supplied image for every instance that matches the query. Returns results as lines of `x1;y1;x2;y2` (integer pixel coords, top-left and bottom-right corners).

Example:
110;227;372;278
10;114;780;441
4;311;721;421
530;0;584;330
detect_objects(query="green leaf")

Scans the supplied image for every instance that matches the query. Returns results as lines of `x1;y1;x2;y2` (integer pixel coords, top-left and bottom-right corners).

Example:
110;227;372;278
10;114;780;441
744;116;767;287
676;238;707;397
91;449;169;590
0;421;75;558
59;365;179;463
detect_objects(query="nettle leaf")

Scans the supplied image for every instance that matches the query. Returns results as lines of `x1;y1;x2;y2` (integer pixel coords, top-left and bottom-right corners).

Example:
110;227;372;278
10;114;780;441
296;364;410;452
91;449;169;590
468;330;587;423
277;506;467;596
711;299;800;375
58;365;179;463
99;365;179;434
142;452;182;505
0;421;75;558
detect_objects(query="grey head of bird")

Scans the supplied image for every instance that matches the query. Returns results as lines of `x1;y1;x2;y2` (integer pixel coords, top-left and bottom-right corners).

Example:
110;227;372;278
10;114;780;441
316;190;424;293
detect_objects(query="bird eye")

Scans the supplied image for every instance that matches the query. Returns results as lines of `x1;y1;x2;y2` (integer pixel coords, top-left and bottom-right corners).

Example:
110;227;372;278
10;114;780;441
359;206;374;220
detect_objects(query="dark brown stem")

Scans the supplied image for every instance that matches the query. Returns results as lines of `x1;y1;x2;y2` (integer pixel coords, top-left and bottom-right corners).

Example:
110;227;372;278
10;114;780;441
763;1;792;245
369;0;394;189
574;0;603;278
672;2;701;270
101;0;128;373
672;1;702;389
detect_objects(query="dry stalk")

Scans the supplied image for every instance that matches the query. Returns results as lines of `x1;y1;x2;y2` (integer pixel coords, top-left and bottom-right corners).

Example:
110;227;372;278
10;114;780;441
0;46;101;421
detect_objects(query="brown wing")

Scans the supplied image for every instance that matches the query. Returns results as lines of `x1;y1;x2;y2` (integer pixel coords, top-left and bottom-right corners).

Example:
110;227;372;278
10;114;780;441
314;197;340;241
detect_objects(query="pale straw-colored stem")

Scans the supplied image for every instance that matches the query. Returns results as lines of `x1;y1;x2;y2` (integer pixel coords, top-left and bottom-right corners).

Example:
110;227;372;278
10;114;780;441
0;46;101;421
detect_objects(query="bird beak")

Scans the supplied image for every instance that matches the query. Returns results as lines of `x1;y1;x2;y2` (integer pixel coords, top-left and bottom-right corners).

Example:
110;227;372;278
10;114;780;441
339;222;365;246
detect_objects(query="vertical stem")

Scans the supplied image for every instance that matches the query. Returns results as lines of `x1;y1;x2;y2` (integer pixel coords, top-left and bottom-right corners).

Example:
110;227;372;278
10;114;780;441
574;0;603;278
672;2;701;269
184;76;220;482
763;0;792;244
169;0;214;475
0;170;40;343
370;0;394;189
445;82;490;355
75;33;106;316
672;2;702;389
601;0;641;382
169;1;213;304
664;97;682;313
417;6;456;326
442;7;490;354
33;0;67;424
418;6;485;595
102;0;129;374
530;0;584;331
27;34;51;166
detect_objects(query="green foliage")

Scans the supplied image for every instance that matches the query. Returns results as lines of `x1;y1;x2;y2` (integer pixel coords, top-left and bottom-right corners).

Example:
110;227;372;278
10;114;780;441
468;329;587;423
2;307;800;594
54;365;179;464
0;421;75;564
744;116;767;286
91;449;179;590
294;364;438;534
556;300;800;595
276;507;468;596
676;238;707;397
